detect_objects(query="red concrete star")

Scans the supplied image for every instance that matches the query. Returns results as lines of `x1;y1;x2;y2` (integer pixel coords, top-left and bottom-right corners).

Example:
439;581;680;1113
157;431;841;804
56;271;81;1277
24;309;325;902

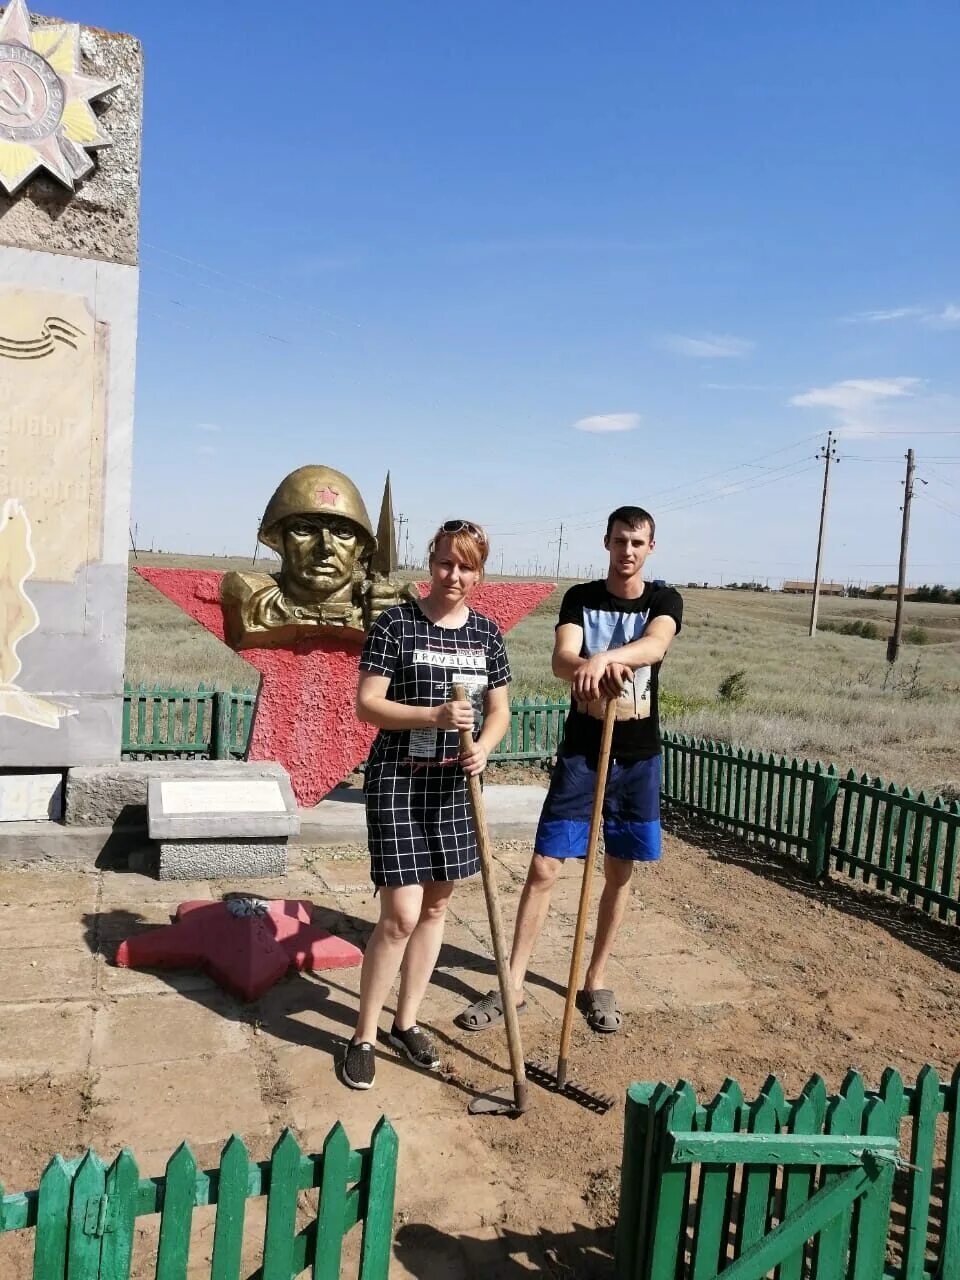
114;898;363;1002
135;568;554;806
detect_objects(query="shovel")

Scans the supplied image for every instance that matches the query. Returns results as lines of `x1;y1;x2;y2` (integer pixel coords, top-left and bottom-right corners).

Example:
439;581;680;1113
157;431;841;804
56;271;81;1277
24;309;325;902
451;683;529;1117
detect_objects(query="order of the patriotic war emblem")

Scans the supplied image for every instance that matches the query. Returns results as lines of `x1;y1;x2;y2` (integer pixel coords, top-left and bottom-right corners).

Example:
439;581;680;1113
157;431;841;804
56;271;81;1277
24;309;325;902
0;0;116;195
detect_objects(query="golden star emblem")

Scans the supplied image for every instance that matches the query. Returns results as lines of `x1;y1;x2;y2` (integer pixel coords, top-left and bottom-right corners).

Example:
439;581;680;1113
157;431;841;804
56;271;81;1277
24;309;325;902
0;0;116;195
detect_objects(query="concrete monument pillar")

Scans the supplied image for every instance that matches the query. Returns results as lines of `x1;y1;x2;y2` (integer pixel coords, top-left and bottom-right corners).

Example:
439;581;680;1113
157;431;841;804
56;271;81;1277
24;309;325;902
0;0;141;783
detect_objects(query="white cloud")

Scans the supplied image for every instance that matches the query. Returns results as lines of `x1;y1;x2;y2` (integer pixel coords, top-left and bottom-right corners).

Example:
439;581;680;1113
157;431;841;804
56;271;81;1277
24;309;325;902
572;412;641;433
661;332;754;358
842;303;960;328
790;377;924;436
927;303;960;329
196;422;221;433
841;306;924;323
790;377;921;412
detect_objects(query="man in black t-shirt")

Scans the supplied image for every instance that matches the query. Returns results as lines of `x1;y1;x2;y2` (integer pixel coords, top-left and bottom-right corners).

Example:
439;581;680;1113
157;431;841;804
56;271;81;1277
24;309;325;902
456;506;682;1037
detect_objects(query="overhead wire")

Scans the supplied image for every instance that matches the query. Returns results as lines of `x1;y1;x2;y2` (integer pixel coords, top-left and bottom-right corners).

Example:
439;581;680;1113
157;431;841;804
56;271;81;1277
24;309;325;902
918;490;960;520
488;431;826;537
141;241;357;331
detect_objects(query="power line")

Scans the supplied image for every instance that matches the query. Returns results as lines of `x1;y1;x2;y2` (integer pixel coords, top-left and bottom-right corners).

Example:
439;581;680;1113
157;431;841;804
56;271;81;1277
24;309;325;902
919;490;960;520
141;241;356;331
657;459;819;516
487;431;826;536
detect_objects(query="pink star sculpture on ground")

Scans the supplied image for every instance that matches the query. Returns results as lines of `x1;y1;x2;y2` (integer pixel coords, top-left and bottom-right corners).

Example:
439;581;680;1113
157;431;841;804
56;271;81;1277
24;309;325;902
135;569;554;806
114;898;363;1002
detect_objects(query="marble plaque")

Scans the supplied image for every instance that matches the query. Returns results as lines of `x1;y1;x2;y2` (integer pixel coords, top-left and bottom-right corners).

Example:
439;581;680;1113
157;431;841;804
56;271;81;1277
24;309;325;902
160;780;288;816
0;770;62;820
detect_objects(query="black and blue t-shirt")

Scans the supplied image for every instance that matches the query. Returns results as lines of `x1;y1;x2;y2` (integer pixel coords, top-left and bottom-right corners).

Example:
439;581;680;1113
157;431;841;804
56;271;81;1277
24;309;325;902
558;579;683;762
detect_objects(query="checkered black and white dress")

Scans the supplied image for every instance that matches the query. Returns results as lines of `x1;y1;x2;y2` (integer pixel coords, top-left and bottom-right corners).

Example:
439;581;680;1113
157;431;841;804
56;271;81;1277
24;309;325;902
360;601;511;887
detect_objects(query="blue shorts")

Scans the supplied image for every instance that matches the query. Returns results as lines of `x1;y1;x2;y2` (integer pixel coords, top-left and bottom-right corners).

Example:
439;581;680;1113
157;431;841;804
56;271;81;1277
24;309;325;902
535;753;662;862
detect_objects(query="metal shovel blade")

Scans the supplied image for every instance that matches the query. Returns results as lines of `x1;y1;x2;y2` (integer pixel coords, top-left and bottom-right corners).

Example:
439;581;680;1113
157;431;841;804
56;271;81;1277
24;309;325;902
467;1083;528;1116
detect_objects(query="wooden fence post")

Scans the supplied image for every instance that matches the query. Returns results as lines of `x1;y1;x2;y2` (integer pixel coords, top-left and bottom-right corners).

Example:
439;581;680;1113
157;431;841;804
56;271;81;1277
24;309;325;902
807;764;840;882
211;692;232;760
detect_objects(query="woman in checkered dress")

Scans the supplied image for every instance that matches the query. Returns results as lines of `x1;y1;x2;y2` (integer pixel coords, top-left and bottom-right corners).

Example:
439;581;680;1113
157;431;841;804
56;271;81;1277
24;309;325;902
340;520;511;1090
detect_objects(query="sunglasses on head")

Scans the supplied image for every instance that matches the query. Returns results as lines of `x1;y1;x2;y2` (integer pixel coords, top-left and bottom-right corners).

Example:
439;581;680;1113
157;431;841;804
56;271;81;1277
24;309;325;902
441;519;485;540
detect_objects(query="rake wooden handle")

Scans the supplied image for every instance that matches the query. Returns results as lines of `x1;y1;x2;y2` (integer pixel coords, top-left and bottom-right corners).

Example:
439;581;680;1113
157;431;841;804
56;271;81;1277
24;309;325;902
556;695;617;1089
452;683;528;1112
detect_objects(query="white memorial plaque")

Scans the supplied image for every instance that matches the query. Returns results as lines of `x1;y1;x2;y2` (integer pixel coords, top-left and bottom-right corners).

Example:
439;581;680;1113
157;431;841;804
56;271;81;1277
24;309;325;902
161;780;287;815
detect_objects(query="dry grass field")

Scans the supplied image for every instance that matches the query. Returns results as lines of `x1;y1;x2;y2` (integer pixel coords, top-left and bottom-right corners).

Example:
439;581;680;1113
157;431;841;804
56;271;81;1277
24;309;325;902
127;554;960;800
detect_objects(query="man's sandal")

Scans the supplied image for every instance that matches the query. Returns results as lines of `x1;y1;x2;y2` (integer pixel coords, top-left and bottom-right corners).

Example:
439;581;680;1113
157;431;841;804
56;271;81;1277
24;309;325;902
453;989;527;1033
578;988;622;1034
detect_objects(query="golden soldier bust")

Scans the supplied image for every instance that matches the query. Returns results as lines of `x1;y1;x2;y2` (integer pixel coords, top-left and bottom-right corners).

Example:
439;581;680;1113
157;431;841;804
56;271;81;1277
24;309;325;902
221;465;418;649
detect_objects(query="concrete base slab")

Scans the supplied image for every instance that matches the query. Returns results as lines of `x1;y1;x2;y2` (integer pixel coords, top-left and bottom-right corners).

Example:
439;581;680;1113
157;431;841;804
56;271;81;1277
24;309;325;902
300;784;547;845
91;1053;269;1155
0;1003;94;1077
0;868;98;906
91;992;249;1068
97;957;219;999
98;872;216;908
0;902;91;949
0;947;95;1002
158;838;288;881
65;760;290;827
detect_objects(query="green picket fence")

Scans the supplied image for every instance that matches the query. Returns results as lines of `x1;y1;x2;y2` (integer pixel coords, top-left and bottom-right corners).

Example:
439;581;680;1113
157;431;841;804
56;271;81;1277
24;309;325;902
121;687;960;926
122;684;257;760
615;1064;960;1280
121;686;564;764
834;771;960;924
488;695;568;761
0;1120;397;1280
660;733;960;925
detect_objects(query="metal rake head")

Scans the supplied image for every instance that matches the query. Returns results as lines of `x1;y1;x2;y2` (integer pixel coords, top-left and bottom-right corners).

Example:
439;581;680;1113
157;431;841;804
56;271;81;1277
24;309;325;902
524;1061;615;1114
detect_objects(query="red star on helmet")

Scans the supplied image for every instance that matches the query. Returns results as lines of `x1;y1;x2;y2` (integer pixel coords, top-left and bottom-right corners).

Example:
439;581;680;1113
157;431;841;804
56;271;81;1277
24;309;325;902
315;486;340;506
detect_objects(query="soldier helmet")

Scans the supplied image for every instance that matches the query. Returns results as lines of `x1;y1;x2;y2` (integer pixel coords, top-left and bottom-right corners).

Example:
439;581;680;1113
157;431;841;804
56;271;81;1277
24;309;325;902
258;466;377;554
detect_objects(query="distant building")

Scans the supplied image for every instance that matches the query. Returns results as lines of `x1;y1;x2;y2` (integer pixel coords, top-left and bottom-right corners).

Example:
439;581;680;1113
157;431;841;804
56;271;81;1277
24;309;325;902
782;580;846;596
867;585;907;599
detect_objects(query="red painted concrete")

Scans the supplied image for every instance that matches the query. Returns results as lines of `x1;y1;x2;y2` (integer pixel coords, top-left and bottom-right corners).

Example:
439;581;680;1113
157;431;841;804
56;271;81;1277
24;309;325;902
114;899;363;1001
135;568;554;805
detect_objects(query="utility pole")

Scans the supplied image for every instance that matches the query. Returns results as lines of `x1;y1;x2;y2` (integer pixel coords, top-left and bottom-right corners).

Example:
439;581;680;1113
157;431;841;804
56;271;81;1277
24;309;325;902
499;549;504;577
808;431;839;637
394;513;408;567
549;523;566;582
887;448;916;663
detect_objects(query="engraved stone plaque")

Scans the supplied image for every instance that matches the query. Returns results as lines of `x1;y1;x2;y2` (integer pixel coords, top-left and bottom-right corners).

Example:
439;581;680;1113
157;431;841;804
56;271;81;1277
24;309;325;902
161;780;287;816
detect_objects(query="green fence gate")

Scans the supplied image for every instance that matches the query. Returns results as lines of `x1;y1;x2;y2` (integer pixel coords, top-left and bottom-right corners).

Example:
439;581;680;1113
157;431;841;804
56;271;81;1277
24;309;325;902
0;1120;397;1279
615;1064;960;1280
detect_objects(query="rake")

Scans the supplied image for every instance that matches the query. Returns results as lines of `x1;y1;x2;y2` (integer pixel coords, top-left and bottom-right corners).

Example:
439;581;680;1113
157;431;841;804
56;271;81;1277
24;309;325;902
523;694;617;1113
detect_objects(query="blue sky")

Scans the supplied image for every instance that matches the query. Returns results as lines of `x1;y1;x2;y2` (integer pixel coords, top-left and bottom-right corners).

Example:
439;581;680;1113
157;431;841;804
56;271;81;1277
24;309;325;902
61;1;960;584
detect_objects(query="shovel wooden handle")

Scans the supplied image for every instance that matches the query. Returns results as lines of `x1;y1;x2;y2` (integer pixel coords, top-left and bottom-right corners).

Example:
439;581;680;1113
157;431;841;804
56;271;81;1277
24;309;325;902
556;695;617;1088
452;683;528;1112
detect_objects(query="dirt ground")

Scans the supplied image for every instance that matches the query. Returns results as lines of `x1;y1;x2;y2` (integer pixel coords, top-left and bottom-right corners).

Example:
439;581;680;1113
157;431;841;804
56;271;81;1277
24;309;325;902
0;816;957;1278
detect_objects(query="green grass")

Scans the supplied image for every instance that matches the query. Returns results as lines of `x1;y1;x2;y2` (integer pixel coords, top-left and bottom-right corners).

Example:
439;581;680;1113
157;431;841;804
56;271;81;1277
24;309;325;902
127;557;960;800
